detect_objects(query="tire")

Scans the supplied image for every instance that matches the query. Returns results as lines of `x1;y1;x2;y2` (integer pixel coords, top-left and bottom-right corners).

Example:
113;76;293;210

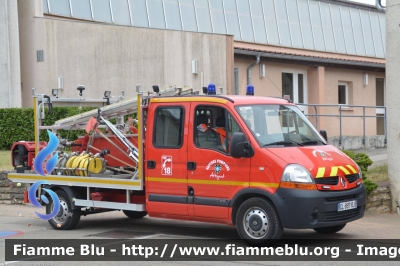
123;210;148;219
313;224;346;234
236;197;283;246
46;190;81;230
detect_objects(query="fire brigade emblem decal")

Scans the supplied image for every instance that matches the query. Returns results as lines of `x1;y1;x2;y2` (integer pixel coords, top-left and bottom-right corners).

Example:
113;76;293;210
206;159;230;180
312;149;333;161
161;155;172;175
214;164;222;174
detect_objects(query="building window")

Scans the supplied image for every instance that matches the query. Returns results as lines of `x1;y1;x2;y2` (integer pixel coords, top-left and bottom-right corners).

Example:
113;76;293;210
282;72;294;101
282;70;308;114
338;82;348;105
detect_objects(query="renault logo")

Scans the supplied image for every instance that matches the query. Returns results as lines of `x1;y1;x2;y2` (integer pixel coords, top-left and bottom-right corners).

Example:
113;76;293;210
340;177;346;187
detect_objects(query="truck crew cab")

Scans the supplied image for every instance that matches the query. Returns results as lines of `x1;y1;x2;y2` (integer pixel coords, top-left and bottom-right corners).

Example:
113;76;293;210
9;85;366;245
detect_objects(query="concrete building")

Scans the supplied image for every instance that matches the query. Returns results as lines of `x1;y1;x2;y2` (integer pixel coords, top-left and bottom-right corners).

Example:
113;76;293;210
386;0;400;213
0;0;386;149
0;0;21;108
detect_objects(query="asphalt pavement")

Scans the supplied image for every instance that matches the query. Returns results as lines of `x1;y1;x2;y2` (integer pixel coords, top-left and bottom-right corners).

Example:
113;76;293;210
354;148;388;167
0;147;397;265
0;202;399;265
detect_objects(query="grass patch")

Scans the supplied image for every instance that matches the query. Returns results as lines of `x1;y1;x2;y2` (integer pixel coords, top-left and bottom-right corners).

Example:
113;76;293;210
0;150;13;171
367;163;388;183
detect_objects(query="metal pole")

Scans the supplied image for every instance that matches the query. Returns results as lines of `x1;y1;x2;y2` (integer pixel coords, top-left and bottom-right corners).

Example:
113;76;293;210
339;105;342;148
137;92;142;181
33;96;39;155
95;129;137;161
126;190;130;204
88;145;136;168
363;107;366;149
106;166;136;174
314;105;318;130
384;106;387;145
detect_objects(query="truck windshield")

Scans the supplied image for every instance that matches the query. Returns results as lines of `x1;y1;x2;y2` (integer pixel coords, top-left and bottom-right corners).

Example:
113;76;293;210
235;104;326;147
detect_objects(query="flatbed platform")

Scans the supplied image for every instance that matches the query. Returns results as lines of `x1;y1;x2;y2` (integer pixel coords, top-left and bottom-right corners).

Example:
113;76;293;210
7;172;143;190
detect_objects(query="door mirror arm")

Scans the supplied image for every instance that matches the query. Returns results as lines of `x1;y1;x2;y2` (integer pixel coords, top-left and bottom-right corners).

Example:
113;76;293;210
231;132;254;158
319;130;328;142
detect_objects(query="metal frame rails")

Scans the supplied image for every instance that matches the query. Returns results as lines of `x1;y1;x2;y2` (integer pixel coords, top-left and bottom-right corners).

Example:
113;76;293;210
8;86;196;212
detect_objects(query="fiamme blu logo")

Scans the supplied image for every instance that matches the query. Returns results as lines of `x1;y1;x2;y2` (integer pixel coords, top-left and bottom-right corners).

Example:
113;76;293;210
28;130;60;220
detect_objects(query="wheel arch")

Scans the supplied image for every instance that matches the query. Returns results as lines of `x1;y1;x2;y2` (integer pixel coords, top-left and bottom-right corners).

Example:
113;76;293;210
43;185;86;210
230;188;278;226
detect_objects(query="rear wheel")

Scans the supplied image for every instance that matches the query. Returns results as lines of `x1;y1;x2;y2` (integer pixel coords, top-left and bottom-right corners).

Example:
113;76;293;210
46;190;81;230
123;210;148;219
236;197;283;246
313;224;346;234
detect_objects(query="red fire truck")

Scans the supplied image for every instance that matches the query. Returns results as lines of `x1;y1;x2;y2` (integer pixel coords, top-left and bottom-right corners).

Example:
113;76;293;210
9;84;365;245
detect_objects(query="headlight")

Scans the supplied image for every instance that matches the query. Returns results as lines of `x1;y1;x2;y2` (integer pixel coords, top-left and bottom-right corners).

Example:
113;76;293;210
356;163;362;179
281;164;314;183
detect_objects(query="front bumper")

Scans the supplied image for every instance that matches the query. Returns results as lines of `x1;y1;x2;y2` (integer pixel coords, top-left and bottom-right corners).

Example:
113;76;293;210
270;184;366;229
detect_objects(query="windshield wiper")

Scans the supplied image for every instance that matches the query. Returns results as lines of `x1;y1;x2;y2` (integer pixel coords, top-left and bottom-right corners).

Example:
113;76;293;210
262;140;303;147
301;139;326;145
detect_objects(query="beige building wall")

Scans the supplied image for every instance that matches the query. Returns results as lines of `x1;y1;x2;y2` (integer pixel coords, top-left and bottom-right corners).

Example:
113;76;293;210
234;59;310;97
306;66;325;131
234;58;385;138
0;0;21;108
15;1;386;146
18;1;232;107
323;68;385;137
386;0;400;211
18;0;47;107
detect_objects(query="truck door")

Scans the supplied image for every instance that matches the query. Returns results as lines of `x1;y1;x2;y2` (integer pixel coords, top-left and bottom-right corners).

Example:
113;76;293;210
187;104;251;220
145;103;189;217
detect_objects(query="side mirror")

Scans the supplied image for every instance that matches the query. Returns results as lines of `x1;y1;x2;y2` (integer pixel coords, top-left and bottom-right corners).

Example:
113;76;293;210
231;132;254;158
320;130;328;142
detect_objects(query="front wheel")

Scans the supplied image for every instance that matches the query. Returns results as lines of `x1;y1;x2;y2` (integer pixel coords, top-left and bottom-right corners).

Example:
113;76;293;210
46;190;81;230
313;224;346;234
236;197;283;246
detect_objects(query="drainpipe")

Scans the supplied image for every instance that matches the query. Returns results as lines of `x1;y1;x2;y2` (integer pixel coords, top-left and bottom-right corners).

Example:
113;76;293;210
247;54;261;85
375;0;385;12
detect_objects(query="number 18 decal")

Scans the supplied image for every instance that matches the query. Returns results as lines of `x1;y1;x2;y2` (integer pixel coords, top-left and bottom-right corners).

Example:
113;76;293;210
161;155;172;175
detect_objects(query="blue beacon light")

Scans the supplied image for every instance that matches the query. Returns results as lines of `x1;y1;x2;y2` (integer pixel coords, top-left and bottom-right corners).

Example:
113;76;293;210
246;84;254;96
207;83;216;95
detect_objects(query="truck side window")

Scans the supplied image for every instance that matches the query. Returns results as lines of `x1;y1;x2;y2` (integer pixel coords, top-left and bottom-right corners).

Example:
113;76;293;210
195;112;221;150
153;107;184;148
194;106;242;155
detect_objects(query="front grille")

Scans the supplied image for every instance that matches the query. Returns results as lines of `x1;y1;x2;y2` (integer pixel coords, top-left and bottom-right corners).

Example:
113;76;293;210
316;173;359;187
323;207;362;222
346;173;359;183
315;177;338;185
325;193;361;202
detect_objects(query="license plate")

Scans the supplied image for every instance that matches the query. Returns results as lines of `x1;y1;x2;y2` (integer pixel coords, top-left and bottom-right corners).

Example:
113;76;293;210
338;200;357;212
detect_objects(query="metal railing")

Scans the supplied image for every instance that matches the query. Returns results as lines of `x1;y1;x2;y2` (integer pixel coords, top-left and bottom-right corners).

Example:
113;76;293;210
296;103;387;149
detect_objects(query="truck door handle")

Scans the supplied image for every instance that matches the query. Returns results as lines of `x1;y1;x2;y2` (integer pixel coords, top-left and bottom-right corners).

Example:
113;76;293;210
187;162;196;170
147;160;156;169
188;186;194;204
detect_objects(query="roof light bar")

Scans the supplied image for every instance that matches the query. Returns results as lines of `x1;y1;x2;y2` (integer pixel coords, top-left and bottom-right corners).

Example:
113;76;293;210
207;83;216;95
246;84;254;96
